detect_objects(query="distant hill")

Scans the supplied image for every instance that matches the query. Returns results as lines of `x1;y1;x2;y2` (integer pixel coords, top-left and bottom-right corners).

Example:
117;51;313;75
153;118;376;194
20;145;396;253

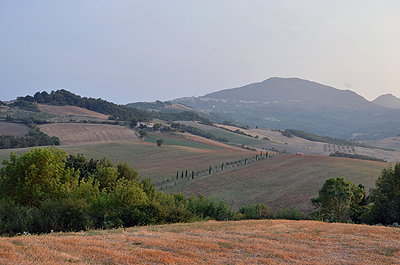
126;100;229;123
372;93;400;109
171;77;400;140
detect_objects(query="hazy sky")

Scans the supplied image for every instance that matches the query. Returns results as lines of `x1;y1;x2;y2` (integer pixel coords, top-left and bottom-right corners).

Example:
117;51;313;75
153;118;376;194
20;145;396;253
1;1;400;104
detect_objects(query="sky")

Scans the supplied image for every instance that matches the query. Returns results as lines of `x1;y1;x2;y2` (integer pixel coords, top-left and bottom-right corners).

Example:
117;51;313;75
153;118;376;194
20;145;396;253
1;1;400;104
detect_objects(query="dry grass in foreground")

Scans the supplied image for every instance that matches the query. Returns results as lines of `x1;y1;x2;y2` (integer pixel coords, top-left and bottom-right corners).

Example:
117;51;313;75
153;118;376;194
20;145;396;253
1;220;399;264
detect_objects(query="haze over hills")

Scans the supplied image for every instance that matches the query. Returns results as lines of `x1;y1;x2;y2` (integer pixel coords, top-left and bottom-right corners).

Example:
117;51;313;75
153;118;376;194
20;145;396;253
372;93;400;109
171;77;400;140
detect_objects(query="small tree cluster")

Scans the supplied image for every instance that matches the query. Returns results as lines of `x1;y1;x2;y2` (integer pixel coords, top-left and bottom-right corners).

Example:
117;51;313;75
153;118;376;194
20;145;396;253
311;162;400;226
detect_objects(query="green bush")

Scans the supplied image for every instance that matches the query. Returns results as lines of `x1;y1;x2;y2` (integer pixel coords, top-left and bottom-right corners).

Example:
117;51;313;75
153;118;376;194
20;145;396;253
275;206;309;220
238;203;273;220
187;195;233;221
30;198;91;233
0;199;33;236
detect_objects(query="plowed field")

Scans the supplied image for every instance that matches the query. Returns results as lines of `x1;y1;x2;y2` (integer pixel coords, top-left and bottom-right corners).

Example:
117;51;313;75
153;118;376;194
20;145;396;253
38;123;140;145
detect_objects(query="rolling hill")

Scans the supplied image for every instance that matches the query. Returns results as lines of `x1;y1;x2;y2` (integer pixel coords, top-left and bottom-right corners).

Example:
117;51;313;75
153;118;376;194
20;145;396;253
171;77;400;140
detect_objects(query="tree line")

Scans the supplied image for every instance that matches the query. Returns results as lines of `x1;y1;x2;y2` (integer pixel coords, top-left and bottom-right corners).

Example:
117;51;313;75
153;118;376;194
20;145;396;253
17;89;152;122
0;147;305;236
329;151;386;162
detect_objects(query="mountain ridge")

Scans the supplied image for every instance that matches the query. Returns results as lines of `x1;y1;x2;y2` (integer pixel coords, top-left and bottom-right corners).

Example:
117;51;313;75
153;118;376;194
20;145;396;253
171;77;400;140
372;93;400;109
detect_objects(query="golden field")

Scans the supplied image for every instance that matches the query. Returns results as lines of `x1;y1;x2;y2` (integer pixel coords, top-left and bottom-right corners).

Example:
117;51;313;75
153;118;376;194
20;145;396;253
0;220;399;264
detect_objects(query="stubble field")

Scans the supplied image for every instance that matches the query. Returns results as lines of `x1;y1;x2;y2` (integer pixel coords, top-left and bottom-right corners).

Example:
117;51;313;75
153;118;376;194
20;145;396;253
1;219;399;264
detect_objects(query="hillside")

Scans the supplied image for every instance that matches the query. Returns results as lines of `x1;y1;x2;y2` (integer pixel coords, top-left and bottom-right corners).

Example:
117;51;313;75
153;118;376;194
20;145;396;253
0;121;29;137
37;104;110;119
178;121;400;163
38;123;141;145
372;93;400;109
171;77;400;140
1;220;399;264
163;154;387;213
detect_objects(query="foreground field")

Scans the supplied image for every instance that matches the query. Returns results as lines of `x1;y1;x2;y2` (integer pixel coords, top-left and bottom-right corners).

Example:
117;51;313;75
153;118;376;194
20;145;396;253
1;220;399;264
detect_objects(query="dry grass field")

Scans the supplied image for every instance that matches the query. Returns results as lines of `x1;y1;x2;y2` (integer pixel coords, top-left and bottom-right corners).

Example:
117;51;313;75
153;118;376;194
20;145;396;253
37;104;110;119
38;123;141;145
0;220;399;264
0;121;30;137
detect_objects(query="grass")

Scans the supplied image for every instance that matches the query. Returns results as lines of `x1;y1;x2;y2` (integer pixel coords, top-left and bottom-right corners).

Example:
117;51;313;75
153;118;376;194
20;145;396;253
1;219;399;264
143;132;225;150
165;154;388;213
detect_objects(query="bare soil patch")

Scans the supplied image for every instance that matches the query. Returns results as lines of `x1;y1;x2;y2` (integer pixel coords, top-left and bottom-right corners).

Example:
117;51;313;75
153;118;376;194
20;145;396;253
0;122;30;137
37;104;109;119
1;220;399;264
38;123;140;145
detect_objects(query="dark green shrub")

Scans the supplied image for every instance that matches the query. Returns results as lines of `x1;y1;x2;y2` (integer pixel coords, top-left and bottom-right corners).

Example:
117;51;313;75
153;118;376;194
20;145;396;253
238;203;273;219
30;198;91;233
0;199;33;236
187;195;233;221
275;206;309;220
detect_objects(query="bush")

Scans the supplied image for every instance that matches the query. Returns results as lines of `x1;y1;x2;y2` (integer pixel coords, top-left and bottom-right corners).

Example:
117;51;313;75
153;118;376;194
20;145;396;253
0;199;33;236
238;203;273;219
187;195;233;221
275;206;309;220
30;198;91;233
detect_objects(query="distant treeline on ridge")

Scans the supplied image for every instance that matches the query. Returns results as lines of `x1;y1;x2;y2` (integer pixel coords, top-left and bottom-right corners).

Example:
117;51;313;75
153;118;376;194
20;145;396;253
18;89;152;122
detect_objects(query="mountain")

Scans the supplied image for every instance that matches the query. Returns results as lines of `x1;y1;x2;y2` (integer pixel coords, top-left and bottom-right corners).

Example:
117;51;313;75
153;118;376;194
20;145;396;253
372;94;400;109
171;77;400;140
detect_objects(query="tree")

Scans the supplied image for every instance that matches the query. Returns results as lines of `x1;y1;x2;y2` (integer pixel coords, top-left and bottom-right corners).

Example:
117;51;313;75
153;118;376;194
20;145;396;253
311;177;363;222
366;162;400;225
0;147;78;207
156;139;164;147
139;130;147;139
